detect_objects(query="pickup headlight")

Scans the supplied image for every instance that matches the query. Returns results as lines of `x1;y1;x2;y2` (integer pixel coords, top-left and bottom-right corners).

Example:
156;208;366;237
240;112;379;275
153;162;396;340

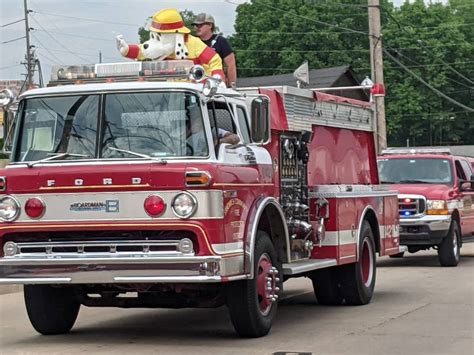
0;196;20;222
426;200;449;215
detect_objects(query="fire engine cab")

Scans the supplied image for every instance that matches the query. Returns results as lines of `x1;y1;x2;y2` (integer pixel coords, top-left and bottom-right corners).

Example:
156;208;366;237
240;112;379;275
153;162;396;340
0;60;401;337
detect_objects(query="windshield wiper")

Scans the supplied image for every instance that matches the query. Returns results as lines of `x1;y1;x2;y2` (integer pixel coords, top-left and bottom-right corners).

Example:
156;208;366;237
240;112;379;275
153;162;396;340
398;179;430;184
27;152;90;168
106;147;167;164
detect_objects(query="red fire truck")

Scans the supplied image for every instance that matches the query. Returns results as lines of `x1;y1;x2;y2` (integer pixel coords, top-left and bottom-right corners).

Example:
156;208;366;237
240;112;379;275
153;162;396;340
0;60;401;337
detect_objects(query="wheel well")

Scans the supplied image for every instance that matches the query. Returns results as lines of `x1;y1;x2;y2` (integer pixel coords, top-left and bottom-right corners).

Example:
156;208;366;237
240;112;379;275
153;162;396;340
451;210;461;246
364;209;381;253
257;204;289;263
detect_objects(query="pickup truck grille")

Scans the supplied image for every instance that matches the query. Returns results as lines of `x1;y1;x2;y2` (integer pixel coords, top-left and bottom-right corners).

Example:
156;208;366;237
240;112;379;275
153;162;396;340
398;195;426;217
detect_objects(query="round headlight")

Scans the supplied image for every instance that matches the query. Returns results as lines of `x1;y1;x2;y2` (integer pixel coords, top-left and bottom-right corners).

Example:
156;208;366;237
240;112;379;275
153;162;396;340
172;192;197;219
0;196;20;222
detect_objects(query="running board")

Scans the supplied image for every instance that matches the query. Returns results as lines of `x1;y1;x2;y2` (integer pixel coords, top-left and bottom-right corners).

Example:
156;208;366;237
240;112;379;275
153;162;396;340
282;258;337;276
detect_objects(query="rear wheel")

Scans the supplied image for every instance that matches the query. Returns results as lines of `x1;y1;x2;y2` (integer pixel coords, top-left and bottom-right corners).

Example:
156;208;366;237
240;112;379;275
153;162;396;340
438;220;460;267
311;221;376;306
24;285;80;335
310;268;344;305
339;221;377;305
226;231;280;337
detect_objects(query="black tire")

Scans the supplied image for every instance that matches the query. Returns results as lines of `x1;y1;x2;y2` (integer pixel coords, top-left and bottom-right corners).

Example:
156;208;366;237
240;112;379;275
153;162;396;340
24;285;80;335
310;268;344;305
438;220;461;267
389;252;405;258
338;221;377;305
226;231;280;338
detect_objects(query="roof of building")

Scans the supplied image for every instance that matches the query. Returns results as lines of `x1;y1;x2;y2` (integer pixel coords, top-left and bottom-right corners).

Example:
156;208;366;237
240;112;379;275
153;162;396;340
237;65;369;101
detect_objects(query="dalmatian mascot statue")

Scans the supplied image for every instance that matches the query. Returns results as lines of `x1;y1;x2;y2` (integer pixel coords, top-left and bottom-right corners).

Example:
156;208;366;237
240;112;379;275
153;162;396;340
116;8;225;81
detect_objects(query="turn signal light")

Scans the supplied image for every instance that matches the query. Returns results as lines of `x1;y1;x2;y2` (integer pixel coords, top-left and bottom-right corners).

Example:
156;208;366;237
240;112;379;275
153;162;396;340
144;195;166;217
25;198;46;219
427;209;449;215
185;171;212;186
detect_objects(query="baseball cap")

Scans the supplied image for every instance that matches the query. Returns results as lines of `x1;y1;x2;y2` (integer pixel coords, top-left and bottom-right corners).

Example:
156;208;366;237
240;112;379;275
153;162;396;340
192;13;215;25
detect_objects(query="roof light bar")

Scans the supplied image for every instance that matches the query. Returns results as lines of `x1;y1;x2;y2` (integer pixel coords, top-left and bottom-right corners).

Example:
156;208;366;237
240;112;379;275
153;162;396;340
381;148;452;155
50;60;195;82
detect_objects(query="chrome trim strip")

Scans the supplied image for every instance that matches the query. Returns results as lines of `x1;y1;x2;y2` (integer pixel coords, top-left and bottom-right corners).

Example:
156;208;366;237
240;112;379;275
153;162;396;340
282;259;337;275
8;190;223;222
0;255;220;266
340;255;356;260
113;276;221;283
0;278;72;284
310;191;397;199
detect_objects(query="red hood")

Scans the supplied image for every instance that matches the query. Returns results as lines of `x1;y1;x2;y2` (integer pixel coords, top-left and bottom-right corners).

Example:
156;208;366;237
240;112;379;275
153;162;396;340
387;183;455;200
0;163;194;194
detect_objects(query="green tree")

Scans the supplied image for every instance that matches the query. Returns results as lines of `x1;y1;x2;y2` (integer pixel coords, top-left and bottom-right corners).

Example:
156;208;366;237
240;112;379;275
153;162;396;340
381;0;474;146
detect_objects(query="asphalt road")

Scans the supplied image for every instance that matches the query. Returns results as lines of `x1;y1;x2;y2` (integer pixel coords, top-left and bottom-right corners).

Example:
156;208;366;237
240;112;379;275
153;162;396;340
1;244;473;355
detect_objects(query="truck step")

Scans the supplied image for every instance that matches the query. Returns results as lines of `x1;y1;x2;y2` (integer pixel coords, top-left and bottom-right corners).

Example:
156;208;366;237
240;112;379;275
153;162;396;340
282;258;337;276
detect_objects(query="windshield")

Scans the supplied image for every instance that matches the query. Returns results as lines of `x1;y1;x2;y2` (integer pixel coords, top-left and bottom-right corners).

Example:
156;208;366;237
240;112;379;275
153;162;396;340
378;158;453;185
12;91;207;162
14;95;99;162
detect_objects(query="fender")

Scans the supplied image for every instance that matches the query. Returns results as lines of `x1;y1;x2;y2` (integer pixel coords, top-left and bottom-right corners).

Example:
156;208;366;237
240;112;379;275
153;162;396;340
355;204;379;261
244;196;290;278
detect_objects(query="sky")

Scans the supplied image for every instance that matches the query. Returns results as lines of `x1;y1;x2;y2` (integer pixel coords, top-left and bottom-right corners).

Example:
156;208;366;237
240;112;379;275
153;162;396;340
0;0;444;83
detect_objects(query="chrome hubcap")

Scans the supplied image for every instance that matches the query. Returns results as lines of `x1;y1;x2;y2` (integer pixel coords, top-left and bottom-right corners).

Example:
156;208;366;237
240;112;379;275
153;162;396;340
361;239;374;287
256;254;279;316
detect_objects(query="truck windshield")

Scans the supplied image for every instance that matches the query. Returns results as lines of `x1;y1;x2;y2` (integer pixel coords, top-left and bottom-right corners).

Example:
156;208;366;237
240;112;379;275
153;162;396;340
12;91;207;163
378;158;453;185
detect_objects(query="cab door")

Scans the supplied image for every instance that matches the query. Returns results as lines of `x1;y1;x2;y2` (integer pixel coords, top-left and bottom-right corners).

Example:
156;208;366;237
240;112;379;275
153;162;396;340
458;159;474;236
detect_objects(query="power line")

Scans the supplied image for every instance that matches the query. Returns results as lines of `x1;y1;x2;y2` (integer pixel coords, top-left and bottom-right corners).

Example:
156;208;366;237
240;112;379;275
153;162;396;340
1;18;25;28
30;10;139;27
35;45;117;61
30;17;92;63
32;28;111;42
225;0;370;37
31;33;65;65
383;48;474;113
0;64;22;71
395;110;471;117
382;7;473;85
1;36;26;44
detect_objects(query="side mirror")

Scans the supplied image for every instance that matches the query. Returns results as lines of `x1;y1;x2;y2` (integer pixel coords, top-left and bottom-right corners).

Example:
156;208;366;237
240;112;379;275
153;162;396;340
250;96;270;144
0;89;15;108
459;176;474;191
2;108;18;155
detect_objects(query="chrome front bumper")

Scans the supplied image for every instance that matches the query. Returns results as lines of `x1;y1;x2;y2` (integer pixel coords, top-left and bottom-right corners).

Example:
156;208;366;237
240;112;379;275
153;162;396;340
399;215;451;245
0;254;228;284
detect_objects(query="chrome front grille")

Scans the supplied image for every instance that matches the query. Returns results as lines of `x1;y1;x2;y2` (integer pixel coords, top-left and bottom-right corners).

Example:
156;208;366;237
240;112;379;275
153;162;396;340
398;194;426;217
3;239;195;259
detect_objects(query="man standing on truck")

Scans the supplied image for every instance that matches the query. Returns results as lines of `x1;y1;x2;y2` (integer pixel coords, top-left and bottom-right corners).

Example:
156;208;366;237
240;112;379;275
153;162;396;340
192;13;237;88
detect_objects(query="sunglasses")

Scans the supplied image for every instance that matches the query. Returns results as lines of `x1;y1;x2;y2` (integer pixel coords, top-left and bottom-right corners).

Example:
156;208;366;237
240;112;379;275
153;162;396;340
194;23;210;28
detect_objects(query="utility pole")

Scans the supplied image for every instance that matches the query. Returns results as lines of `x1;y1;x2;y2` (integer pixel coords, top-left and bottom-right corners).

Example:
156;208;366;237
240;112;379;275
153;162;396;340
99;51;103;63
368;0;387;152
23;0;33;87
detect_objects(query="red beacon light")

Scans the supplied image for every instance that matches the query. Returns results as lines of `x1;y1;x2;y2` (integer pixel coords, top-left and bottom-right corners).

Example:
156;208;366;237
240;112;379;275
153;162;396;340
25;198;46;219
404;198;412;203
371;83;385;97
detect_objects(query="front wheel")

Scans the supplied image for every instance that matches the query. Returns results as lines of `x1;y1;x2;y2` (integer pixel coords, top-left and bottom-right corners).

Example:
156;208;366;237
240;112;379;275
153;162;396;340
24;285;80;335
438;220;461;267
226;231;280;337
